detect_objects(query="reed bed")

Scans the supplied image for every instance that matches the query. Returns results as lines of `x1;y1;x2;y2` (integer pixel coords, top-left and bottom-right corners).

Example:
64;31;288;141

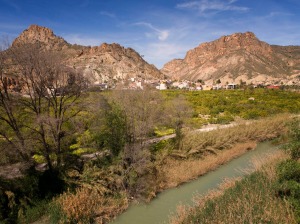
159;114;291;190
169;151;297;224
160;142;256;189
181;114;290;153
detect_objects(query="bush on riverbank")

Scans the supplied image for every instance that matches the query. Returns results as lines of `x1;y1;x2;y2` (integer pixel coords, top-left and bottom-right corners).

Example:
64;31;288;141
54;187;128;224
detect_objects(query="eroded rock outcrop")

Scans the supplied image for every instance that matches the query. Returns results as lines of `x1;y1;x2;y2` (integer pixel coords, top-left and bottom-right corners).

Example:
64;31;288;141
162;32;300;85
10;25;163;84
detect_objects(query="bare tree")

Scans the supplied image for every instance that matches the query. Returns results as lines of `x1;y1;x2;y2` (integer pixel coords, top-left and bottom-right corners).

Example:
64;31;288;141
105;90;163;198
109;89;163;146
0;39;32;163
165;94;193;150
0;43;87;170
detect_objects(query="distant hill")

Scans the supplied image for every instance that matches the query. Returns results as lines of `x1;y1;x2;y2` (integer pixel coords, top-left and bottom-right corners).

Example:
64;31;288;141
11;25;163;84
161;32;300;85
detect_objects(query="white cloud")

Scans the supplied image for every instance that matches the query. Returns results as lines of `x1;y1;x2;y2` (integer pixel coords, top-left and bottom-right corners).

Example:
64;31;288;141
141;42;190;68
134;22;170;41
177;0;249;15
158;30;169;41
99;11;116;18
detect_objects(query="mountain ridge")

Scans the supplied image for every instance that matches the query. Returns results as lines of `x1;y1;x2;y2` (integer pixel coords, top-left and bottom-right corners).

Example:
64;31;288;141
161;32;300;85
10;25;163;84
8;25;300;86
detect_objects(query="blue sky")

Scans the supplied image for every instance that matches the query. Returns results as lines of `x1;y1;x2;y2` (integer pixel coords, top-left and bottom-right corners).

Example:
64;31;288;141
1;0;300;68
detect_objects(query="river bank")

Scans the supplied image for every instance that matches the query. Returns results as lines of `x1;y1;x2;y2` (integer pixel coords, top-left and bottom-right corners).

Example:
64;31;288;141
169;150;298;224
156;114;289;192
111;142;283;224
108;115;291;223
159;141;256;190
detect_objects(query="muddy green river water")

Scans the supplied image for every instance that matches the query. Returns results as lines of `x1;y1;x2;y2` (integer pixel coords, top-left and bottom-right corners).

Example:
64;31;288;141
111;141;279;224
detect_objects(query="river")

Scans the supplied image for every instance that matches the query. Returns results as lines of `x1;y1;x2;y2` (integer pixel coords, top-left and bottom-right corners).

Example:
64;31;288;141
110;141;279;224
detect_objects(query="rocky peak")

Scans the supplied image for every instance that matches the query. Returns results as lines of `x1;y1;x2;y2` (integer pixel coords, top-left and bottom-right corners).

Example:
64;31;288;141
202;31;258;48
218;31;272;53
9;24;163;83
12;25;68;49
161;31;300;84
186;32;272;65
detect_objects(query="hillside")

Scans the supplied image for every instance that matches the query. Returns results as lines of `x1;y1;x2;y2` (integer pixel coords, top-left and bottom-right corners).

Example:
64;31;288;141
161;32;300;85
11;25;163;84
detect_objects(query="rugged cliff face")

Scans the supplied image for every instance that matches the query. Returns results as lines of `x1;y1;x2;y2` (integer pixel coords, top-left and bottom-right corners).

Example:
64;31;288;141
11;25;163;84
70;42;162;83
162;32;300;85
12;25;70;50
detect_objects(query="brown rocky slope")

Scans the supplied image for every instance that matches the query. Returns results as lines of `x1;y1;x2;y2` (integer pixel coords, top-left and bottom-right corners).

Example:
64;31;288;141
11;25;163;84
161;32;300;85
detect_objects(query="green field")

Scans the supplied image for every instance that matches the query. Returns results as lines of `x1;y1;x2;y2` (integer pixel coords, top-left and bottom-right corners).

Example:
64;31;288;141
162;89;300;125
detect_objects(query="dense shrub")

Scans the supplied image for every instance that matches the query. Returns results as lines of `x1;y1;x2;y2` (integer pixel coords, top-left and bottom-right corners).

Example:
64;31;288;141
276;159;300;222
277;160;300;183
284;119;300;160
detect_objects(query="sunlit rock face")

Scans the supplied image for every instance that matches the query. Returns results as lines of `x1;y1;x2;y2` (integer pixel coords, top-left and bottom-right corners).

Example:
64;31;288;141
11;25;163;84
162;32;300;85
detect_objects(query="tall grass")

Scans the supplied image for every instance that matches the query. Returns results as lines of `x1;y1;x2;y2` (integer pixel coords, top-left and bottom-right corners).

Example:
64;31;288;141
160;142;256;189
55;187;128;224
47;163;129;224
181;114;289;154
169;151;297;224
159;114;290;190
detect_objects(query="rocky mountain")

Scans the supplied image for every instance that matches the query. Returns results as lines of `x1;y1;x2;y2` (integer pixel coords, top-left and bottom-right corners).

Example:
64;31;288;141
12;25;69;50
11;25;163;84
161;32;300;85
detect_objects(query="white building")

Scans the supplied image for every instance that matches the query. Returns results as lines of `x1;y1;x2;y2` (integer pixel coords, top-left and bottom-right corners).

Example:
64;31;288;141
156;83;167;90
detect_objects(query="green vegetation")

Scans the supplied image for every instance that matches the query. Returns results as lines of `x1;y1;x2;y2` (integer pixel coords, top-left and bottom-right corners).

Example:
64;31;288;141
170;155;297;224
154;127;174;137
284;118;300;160
162;89;300;125
169;119;300;224
277;118;300;222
